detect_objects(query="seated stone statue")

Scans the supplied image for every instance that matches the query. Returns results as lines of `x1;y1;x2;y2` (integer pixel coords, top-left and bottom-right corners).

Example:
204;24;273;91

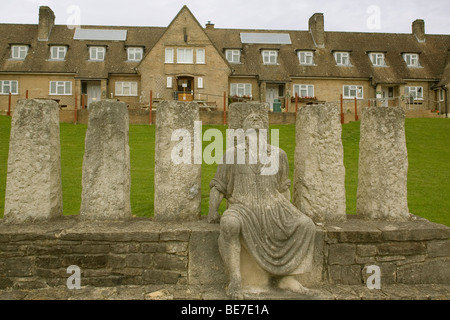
208;107;316;299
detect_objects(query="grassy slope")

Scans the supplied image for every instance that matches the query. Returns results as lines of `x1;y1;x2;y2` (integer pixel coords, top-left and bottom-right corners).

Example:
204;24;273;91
0;115;449;226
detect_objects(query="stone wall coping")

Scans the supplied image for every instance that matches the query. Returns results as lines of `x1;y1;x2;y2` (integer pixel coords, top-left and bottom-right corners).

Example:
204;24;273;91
0;215;448;243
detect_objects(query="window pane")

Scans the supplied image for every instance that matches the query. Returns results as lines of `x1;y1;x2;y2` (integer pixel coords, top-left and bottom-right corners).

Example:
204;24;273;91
115;83;122;95
11;81;18;94
50;82;56;94
197;49;205;64
165;48;174;63
65;82;71;94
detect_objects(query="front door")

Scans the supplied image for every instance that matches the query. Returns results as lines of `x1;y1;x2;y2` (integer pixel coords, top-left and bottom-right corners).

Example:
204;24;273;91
266;84;279;111
86;81;101;108
177;76;194;101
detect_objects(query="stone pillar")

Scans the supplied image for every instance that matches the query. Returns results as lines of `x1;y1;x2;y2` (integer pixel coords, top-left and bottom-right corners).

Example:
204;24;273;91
4;99;62;223
154;101;201;221
293;104;346;222
80;100;131;220
357;107;410;221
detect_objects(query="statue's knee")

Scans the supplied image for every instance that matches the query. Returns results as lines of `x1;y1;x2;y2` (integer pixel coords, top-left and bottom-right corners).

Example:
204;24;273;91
220;215;240;237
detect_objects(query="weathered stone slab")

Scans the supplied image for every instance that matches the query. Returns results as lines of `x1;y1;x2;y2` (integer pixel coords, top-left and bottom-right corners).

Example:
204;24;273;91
80;100;131;220
293;104;346;222
154;101;201;221
4;99;62;223
357;107;410;221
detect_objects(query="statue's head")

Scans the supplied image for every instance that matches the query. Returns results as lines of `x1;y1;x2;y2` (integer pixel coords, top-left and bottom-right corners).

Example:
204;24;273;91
242;112;264;130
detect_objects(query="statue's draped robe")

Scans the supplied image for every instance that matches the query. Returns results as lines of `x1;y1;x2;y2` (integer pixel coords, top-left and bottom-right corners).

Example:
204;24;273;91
211;145;316;276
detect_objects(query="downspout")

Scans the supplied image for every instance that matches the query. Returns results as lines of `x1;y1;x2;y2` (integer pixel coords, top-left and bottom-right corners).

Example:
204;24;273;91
444;86;448;118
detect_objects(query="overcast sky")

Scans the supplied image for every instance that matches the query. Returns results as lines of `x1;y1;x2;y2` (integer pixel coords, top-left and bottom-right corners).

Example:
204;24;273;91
1;0;449;34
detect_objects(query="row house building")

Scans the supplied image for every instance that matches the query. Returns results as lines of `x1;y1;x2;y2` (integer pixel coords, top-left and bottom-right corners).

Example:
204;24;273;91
0;6;449;114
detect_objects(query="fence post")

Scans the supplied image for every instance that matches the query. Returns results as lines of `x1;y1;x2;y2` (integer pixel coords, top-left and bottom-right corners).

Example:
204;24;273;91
74;94;78;125
340;94;344;124
7;92;11;116
223;91;227;125
355;97;359;121
295;93;299;113
149;90;153;125
26;90;29;99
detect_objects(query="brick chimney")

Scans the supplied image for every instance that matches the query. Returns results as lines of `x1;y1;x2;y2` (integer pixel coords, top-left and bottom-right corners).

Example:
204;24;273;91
309;13;325;48
38;6;55;41
412;19;425;42
206;21;215;30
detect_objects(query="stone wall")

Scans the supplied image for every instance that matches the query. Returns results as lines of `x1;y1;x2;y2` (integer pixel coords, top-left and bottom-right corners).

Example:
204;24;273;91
0;216;448;290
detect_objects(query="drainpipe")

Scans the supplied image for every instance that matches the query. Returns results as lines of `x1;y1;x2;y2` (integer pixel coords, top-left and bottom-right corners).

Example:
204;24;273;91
444;86;448;118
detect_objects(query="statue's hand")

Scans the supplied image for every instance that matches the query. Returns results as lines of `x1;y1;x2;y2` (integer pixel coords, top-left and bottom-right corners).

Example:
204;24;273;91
208;210;220;224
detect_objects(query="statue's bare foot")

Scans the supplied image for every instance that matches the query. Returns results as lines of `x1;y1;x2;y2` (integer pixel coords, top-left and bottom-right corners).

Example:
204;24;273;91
226;277;244;300
278;276;314;296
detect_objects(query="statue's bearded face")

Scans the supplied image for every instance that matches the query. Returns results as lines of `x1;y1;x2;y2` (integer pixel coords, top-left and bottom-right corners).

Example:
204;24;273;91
242;113;264;130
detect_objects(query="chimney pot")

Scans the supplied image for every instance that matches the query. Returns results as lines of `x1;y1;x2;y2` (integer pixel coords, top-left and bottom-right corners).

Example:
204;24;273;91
206;21;215;30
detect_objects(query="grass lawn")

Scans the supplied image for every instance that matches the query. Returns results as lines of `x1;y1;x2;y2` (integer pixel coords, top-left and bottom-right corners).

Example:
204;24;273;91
0;115;449;226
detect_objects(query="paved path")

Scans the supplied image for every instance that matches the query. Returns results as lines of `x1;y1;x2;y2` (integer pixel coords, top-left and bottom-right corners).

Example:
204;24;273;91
0;283;449;300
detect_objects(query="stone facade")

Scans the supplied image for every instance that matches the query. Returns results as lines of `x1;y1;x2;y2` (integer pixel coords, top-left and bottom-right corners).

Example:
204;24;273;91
0;217;448;290
4;99;62;223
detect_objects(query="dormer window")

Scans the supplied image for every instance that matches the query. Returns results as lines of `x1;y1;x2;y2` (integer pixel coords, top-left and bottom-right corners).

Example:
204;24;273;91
369;52;386;66
334;51;351;66
226;49;241;63
262;50;278;65
298;51;314;65
89;46;106;61
11;45;29;60
127;47;143;61
50;46;67;60
403;53;420;67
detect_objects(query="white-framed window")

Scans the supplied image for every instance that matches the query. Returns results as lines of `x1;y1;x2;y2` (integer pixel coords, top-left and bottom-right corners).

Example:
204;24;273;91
196;48;205;64
89;46;106;61
343;85;364;99
166;77;173;88
127;47;143;61
403;53;420;67
298;51;314;65
369;52;386;66
197;77;204;89
262;50;278;64
334;52;350;66
226;49;241;63
293;84;314;98
50;46;67;60
50;81;72;95
177;48;194;64
0;80;18;95
165;48;174;63
230;83;252;97
405;86;423;100
439;89;445;102
115;82;138;96
11;45;29;60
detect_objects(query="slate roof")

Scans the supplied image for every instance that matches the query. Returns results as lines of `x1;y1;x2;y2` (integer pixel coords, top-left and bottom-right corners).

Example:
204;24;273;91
0;19;449;86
